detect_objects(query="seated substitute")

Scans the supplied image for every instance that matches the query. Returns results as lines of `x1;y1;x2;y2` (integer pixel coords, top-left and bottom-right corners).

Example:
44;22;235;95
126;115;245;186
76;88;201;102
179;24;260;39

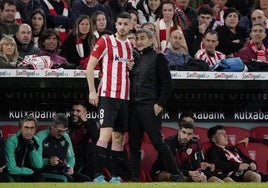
4;115;44;182
36;113;90;182
68;100;99;180
151;120;232;182
206;125;262;182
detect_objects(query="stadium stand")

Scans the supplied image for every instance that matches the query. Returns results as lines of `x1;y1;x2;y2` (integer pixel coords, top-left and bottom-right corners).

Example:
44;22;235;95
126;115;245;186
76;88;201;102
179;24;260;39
0;125;18;140
236;142;268;174
140;142;158;182
194;127;209;144
161;126;177;140
224;126;250;146
250;126;268;139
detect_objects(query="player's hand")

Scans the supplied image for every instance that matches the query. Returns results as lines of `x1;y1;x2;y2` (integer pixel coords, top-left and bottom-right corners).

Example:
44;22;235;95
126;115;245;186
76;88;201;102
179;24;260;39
89;90;98;107
200;162;209;170
249;162;257;171
239;163;249;171
209;163;215;171
237;137;249;147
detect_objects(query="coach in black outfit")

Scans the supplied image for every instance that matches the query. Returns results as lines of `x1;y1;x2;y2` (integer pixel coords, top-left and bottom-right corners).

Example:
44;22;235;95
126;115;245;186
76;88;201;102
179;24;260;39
128;28;184;182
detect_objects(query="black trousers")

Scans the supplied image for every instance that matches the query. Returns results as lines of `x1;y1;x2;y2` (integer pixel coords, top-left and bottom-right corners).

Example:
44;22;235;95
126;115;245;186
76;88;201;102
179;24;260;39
128;103;179;180
10;172;45;182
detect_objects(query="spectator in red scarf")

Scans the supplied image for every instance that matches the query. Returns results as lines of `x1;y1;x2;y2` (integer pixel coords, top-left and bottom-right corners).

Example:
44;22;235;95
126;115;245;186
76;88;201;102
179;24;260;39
237;23;268;63
61;15;95;69
40;0;77;43
174;0;197;30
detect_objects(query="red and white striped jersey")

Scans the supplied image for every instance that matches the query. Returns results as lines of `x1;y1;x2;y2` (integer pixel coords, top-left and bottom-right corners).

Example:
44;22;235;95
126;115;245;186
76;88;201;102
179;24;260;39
195;49;226;66
91;35;133;100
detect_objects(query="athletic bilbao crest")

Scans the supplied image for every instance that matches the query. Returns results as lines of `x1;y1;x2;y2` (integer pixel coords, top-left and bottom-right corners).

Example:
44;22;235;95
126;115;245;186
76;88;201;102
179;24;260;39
248;150;256;160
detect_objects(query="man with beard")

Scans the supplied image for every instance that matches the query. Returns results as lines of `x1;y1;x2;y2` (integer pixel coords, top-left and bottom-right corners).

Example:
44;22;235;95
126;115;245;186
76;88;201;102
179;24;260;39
68;100;99;180
86;12;134;183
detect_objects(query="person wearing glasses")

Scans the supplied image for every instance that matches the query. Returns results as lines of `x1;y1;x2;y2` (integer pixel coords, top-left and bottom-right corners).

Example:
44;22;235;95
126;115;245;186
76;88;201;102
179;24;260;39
36;113;90;182
4;115;44;182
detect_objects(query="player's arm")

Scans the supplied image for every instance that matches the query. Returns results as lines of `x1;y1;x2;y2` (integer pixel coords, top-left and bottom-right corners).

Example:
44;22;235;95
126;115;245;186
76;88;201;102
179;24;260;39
86;56;99;106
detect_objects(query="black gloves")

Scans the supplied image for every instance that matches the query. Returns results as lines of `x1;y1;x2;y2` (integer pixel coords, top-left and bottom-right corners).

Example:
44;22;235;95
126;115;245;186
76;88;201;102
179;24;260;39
27;139;36;151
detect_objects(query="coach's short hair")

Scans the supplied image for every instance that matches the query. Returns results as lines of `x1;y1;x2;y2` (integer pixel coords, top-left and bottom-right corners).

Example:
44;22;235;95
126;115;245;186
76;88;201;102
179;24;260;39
135;29;153;39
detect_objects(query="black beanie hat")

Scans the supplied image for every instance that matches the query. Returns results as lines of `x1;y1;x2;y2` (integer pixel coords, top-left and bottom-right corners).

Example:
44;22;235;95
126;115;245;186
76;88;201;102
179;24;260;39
223;7;241;20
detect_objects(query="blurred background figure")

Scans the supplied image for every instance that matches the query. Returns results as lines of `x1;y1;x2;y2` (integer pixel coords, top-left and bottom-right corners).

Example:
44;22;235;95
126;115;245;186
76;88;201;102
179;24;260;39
91;11;109;39
137;0;162;25
0;35;18;68
39;29;69;69
215;7;248;56
29;9;46;48
195;30;225;66
61;15;94;69
174;0;197;30
0;0;19;38
155;0;181;51
40;0;77;43
16;0;41;24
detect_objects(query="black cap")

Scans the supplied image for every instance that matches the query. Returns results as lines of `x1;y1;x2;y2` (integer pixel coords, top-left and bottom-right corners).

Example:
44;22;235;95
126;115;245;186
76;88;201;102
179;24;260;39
224;8;241;20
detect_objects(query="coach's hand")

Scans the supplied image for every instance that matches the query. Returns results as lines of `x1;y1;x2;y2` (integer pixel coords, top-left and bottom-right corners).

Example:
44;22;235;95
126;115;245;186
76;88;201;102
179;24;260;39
154;103;163;116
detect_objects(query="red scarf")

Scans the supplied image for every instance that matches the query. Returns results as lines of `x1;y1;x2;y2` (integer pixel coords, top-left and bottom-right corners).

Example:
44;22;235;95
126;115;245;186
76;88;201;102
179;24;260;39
174;2;191;30
159;19;176;52
43;0;68;42
250;40;267;62
75;38;84;58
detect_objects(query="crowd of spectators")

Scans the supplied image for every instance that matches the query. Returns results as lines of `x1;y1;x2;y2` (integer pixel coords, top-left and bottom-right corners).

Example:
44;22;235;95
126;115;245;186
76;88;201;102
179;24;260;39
0;0;268;71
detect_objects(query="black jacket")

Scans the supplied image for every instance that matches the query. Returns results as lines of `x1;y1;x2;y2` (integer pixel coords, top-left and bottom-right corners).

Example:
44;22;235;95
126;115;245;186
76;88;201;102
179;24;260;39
206;145;256;174
130;47;173;107
215;25;248;56
151;134;203;176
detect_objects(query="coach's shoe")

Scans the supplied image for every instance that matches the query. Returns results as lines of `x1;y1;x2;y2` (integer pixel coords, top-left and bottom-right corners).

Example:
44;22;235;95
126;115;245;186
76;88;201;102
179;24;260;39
109;176;122;183
170;172;185;182
93;175;107;183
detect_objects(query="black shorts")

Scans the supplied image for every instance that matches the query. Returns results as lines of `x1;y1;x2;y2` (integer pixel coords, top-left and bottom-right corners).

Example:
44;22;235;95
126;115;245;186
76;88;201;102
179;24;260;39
202;170;228;180
98;97;129;133
229;170;247;182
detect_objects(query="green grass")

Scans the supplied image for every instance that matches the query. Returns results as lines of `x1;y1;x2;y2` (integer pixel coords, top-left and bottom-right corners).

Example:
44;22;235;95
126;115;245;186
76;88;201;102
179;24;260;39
1;183;268;188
